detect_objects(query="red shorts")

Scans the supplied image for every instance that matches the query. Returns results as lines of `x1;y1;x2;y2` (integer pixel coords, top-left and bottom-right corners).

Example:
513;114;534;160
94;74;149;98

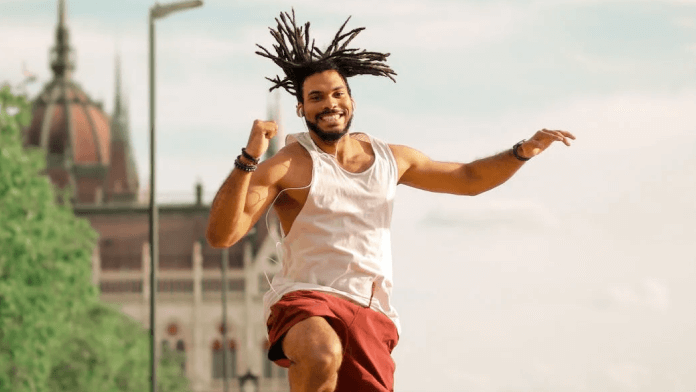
267;290;399;392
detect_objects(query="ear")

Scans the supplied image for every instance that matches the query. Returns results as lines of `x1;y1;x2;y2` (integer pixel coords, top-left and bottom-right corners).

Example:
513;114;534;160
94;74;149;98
296;104;304;118
351;99;356;112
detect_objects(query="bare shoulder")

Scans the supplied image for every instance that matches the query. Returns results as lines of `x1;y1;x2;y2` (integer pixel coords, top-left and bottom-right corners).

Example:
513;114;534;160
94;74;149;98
273;141;312;168
260;141;312;190
388;144;430;181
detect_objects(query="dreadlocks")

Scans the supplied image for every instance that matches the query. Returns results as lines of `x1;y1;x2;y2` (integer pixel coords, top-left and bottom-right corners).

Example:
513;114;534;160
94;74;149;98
255;9;396;102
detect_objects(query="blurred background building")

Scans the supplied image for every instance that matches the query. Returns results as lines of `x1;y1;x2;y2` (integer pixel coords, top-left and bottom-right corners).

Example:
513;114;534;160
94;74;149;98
20;2;288;391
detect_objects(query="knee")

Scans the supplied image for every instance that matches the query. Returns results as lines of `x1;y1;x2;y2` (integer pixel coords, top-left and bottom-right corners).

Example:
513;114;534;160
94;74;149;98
283;317;343;373
303;339;342;373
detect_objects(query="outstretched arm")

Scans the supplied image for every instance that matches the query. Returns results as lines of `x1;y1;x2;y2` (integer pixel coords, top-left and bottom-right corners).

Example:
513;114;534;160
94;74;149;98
390;129;575;196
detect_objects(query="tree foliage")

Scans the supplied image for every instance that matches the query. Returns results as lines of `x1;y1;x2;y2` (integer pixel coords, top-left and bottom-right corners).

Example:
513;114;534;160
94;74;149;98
0;85;190;392
0;83;96;391
46;303;190;392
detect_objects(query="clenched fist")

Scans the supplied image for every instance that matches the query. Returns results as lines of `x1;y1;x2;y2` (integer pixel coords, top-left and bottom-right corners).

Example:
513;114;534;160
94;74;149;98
245;120;278;159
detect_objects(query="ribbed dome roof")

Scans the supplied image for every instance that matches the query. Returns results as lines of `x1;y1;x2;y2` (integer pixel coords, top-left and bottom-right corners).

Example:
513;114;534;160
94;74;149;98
26;81;111;166
23;0;135;204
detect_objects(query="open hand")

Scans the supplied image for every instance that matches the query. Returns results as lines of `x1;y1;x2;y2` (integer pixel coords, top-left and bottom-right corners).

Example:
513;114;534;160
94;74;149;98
519;129;575;159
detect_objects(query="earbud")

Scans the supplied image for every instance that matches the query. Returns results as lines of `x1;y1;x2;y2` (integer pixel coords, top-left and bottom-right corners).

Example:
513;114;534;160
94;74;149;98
296;106;304;117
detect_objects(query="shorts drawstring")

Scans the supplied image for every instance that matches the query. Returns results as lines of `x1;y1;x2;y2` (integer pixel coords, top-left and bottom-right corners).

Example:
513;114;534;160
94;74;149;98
367;280;376;308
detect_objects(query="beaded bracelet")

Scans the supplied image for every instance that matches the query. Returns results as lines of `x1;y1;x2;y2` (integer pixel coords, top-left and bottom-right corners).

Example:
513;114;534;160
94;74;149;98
234;156;257;172
241;148;260;165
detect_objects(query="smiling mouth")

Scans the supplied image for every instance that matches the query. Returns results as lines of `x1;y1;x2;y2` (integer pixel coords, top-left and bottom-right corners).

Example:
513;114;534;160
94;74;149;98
317;111;344;124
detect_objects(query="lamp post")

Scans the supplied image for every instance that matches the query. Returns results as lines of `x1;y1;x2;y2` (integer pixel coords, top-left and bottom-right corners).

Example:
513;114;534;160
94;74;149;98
221;247;230;392
148;2;202;392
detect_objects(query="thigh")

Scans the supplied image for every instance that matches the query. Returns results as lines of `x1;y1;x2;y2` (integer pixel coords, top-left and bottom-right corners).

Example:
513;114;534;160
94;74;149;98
282;316;342;363
267;291;345;366
336;309;399;392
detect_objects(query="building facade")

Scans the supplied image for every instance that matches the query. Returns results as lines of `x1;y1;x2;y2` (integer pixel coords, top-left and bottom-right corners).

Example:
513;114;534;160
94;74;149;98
22;2;288;391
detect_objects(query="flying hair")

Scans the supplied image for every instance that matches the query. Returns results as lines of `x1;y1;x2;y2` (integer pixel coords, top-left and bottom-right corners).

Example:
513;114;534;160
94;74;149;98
255;9;397;101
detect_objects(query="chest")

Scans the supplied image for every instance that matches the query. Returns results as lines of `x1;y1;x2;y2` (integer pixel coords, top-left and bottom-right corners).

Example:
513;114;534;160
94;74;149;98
273;150;386;235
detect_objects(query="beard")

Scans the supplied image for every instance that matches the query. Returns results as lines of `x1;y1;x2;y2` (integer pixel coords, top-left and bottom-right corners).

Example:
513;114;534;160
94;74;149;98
305;111;353;143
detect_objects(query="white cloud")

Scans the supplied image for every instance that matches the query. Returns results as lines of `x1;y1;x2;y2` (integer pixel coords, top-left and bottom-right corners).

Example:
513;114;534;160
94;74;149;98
364;2;527;51
356;89;696;171
450;371;494;392
509;91;696;152
539;0;696;4
604;278;671;311
421;198;560;230
606;362;651;391
674;16;696;29
564;50;635;73
245;1;531;51
640;278;670;311
608;283;642;306
686;43;696;55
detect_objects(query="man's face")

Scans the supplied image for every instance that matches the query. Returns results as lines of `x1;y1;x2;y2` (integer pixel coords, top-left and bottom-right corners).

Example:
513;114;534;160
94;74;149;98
300;70;353;143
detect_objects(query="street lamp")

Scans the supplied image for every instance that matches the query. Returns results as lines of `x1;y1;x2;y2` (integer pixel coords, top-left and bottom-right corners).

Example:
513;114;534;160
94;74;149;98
148;2;203;392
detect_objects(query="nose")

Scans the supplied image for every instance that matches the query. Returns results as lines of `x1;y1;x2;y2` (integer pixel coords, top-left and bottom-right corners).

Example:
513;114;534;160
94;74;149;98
325;96;339;110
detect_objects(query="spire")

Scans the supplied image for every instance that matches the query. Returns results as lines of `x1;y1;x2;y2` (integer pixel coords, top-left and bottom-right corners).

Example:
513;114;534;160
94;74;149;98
50;0;75;78
114;53;122;118
107;52;140;203
59;0;65;25
111;53;129;144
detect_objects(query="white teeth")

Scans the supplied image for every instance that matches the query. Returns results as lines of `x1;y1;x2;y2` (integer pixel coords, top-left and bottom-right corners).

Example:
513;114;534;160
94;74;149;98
320;114;341;122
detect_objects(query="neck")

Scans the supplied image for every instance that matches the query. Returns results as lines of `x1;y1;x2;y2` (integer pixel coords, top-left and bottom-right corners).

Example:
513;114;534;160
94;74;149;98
308;131;354;161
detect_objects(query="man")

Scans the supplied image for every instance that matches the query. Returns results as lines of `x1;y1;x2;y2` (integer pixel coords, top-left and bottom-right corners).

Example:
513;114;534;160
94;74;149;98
207;10;575;392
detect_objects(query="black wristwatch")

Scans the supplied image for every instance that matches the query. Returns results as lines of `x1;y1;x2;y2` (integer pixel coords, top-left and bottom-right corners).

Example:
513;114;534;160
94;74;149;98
512;140;531;161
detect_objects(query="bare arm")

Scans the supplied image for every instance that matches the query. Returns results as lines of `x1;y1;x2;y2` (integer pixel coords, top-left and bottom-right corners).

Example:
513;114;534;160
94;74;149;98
206;120;284;248
391;129;575;196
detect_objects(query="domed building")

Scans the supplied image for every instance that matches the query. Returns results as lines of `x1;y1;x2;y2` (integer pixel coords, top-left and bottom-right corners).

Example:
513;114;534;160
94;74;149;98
22;2;287;391
23;0;122;204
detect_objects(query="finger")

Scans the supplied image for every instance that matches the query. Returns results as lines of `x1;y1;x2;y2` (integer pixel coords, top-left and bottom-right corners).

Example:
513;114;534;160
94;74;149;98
542;129;576;140
559;130;576;140
267;123;279;137
552;130;574;146
538;129;565;142
541;129;573;146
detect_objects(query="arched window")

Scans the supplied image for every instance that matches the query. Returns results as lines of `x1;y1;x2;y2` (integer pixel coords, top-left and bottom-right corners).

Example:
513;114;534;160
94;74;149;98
212;339;237;379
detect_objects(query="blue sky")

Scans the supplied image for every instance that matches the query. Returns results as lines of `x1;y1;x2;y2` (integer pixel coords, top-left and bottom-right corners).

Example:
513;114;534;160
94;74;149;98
2;0;696;391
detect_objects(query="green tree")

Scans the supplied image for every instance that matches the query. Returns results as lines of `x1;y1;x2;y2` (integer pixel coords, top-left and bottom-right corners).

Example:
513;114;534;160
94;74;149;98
47;303;190;392
0;86;190;392
0;84;97;391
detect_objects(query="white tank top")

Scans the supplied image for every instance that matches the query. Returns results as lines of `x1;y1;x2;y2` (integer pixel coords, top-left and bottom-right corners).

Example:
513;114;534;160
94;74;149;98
263;132;401;333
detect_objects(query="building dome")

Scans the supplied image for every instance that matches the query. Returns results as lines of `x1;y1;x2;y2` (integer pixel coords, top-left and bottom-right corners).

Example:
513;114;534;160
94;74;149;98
23;0;138;204
25;83;111;203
